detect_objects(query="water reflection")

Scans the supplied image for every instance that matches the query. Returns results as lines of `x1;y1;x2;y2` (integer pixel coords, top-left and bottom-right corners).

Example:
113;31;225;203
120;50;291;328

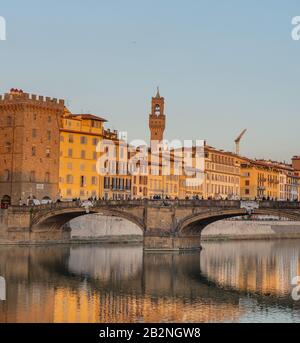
0;240;300;323
201;240;300;297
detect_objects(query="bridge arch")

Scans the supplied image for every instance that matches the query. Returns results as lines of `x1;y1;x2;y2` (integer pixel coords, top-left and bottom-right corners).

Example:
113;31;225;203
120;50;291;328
177;208;300;235
31;207;146;233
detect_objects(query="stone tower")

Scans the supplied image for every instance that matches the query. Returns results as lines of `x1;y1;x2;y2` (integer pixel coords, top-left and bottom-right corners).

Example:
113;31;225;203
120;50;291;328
149;88;166;143
0;89;65;205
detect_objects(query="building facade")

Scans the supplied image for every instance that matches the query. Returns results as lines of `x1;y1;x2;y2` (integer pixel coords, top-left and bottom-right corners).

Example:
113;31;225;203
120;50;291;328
0;89;64;205
1;88;299;204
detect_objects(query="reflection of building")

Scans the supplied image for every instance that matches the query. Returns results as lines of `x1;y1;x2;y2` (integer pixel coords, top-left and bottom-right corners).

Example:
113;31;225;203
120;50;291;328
201;241;300;296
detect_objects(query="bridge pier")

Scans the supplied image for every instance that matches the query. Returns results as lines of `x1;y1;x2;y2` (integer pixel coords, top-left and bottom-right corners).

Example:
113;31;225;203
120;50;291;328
143;235;202;251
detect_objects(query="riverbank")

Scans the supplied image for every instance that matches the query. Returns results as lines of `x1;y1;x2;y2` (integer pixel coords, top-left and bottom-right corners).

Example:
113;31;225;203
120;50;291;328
70;215;300;242
202;220;300;241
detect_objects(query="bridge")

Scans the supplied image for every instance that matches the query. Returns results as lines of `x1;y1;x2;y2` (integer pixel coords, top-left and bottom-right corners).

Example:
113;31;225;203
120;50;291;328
2;200;300;250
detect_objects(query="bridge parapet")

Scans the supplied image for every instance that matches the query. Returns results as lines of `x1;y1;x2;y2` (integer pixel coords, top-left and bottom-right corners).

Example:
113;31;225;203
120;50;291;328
259;201;300;209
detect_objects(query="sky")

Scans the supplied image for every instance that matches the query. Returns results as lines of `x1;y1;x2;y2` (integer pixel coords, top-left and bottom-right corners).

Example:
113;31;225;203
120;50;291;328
1;0;300;162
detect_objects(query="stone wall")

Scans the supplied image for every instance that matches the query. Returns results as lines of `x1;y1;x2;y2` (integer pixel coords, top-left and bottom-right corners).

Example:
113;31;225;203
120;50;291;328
69;215;300;242
69;214;143;240
202;220;300;240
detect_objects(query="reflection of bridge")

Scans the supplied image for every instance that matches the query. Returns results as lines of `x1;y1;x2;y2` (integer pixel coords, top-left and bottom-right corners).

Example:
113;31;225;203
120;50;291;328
1;243;299;323
3;200;300;250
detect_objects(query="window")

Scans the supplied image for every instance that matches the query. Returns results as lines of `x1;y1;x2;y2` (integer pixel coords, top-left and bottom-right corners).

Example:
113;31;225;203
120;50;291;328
93;152;97;160
32;129;37;138
104;177;110;189
32;146;36;156
67;189;72;196
29;171;36;182
60;135;64;142
69;134;74;143
68;149;73;157
7;116;12;126
93;138;99;146
48;116;51;123
46;148;51;158
5;142;11;153
80;176;86;187
45;172;50;183
245;180;250;186
3;169;10;181
66;175;73;184
80;164;85;172
80;136;87;144
47;130;51;141
81;150;86;159
91;176;97;185
67;162;72;170
33;113;37;120
155;104;161;115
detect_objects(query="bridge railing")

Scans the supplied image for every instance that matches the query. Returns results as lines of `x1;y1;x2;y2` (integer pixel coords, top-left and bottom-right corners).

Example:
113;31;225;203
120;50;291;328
8;199;300;212
259;201;300;209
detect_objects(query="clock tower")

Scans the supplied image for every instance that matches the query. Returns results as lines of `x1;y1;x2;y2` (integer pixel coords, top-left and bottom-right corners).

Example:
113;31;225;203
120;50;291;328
149;87;166;143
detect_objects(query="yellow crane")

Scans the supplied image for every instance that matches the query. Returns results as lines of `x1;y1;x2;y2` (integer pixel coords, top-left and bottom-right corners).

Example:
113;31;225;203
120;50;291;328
235;129;247;155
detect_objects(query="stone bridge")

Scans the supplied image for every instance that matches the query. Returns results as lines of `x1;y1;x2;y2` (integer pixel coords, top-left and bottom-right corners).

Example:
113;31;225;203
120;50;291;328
2;200;300;250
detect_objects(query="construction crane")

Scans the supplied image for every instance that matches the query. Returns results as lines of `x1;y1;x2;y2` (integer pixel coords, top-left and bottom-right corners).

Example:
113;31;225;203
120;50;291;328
235;129;247;155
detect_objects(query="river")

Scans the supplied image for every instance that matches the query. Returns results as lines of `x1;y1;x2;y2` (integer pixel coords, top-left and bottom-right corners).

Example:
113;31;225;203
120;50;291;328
0;240;300;323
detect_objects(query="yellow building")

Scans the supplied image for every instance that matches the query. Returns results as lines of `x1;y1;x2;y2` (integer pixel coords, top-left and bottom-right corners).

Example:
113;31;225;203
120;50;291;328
59;110;107;200
59;109;131;201
204;146;242;200
240;159;280;200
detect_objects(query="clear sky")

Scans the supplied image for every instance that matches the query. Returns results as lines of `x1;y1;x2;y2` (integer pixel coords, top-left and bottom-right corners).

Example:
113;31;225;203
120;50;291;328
1;0;300;162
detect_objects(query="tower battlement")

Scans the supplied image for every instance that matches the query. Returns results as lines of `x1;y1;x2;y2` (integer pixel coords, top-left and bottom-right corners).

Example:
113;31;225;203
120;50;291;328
0;89;65;109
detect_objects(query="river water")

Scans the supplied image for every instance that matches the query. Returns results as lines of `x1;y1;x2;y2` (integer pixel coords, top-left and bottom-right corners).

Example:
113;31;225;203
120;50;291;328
0;239;300;323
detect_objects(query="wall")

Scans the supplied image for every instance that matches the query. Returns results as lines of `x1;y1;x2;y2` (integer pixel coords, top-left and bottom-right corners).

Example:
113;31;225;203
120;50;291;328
69;214;143;241
202;220;300;240
70;214;300;241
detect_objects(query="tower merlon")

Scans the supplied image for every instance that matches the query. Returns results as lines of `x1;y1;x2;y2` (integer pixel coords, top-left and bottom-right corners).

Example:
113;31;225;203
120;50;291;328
0;90;65;108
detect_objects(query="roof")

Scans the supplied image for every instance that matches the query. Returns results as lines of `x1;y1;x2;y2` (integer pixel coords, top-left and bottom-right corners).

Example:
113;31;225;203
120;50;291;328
72;114;108;122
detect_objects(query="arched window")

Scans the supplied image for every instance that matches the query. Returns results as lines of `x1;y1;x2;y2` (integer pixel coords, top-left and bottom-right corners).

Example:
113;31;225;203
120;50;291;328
1;195;11;206
155;104;161;115
32;146;36;156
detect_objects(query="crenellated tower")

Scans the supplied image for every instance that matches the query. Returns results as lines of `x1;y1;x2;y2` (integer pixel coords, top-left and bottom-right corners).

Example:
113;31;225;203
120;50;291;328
0;89;65;205
149;87;166;143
